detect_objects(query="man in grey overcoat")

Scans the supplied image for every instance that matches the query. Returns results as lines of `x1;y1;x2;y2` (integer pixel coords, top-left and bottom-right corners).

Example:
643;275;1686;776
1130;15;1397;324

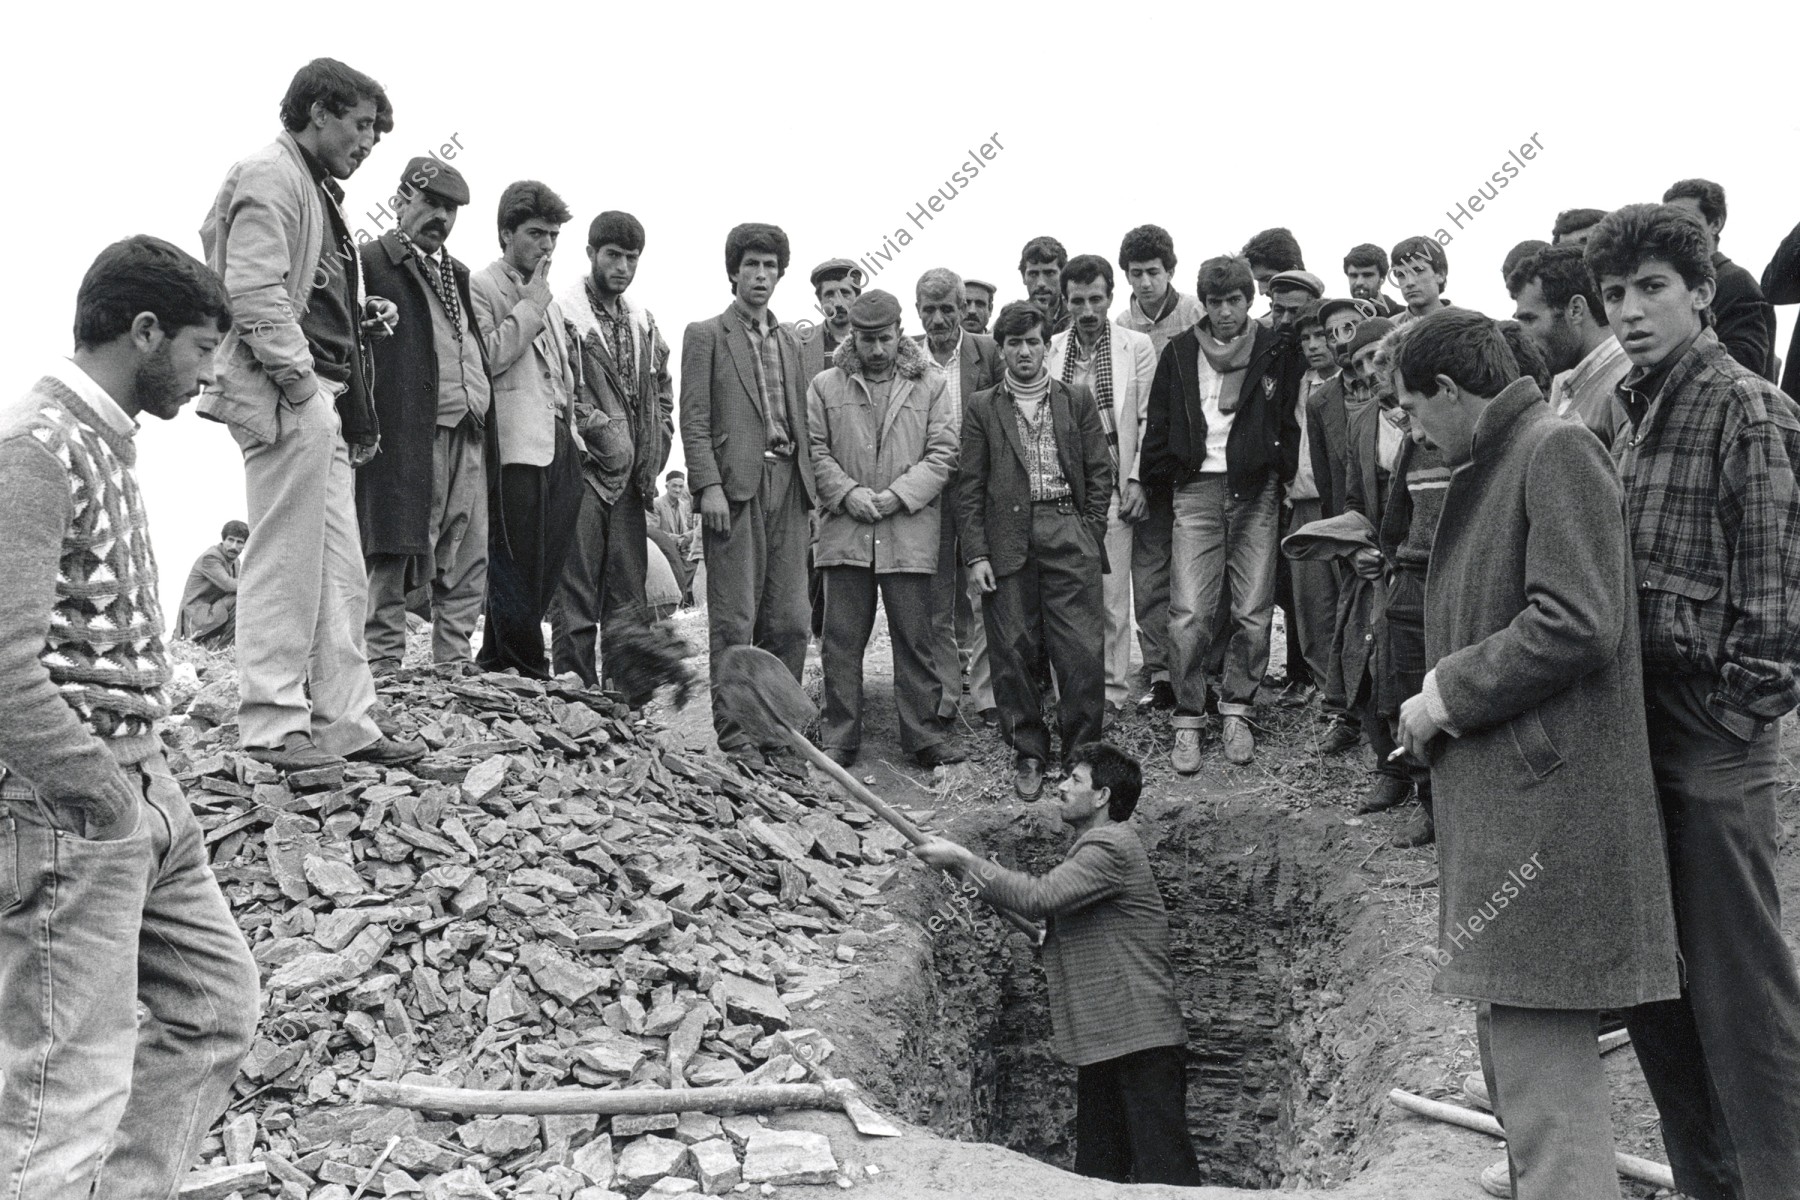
1392;309;1680;1200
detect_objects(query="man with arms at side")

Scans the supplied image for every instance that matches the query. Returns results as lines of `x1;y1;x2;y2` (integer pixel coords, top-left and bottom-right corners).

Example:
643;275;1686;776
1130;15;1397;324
198;58;417;771
1506;244;1628;448
0;236;260;1200
176;519;248;647
1019;237;1073;336
1048;255;1158;725
912;743;1200;1186
1116;224;1202;712
916;268;1004;727
555;211;675;698
468;181;583;676
1663;178;1780;381
959;301;1111;799
1392;309;1679;1200
808;290;964;769
682;223;816;758
1588;203;1800;1200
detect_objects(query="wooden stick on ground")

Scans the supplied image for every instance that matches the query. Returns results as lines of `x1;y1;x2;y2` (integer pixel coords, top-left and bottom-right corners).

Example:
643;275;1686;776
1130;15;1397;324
1386;1088;1673;1190
360;1079;854;1118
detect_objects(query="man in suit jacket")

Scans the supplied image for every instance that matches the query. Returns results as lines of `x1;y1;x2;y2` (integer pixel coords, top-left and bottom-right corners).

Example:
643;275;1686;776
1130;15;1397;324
681;223;817;757
959;301;1112;800
197;59;413;772
468;181;583;677
553;211;675;698
1046;256;1158;721
916;268;1005;725
358;159;492;674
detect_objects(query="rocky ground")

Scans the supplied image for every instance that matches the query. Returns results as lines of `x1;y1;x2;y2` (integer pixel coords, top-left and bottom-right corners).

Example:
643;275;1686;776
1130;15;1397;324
154;607;1799;1199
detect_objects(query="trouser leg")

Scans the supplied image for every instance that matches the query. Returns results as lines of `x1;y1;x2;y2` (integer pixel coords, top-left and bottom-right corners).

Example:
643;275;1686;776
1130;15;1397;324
1384;566;1432;807
1168;476;1227;721
1485;1004;1621;1200
1131;485;1173;685
819;566;878;755
1217;478;1280;716
881;571;951;755
430;419;489;665
957;569;994;710
1101;493;1134;707
1113;1044;1202;1186
754;459;813;685
1073;1056;1131;1183
931;496;963;720
1626;674;1800;1200
1287;498;1339;700
1036;506;1105;761
983;555;1050;764
598;482;651;698
362;554;413;670
551;485;608;687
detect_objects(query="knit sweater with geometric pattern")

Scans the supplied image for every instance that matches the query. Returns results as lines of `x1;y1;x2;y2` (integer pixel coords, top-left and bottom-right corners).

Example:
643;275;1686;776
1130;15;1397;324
0;374;169;820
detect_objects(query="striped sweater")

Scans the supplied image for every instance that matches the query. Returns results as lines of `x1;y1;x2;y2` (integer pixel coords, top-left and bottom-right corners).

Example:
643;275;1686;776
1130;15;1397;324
0;373;169;818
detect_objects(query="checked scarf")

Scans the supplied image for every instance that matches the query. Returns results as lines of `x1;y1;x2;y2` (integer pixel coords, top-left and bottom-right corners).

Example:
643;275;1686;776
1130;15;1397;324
1061;325;1119;478
397;230;465;347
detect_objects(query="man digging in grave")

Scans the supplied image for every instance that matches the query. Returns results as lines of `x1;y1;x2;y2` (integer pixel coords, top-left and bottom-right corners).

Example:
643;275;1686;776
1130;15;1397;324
911;741;1201;1186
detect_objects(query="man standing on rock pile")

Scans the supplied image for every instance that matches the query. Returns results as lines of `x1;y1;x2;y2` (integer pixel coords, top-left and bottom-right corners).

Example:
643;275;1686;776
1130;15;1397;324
0;236;261;1199
912;742;1200;1185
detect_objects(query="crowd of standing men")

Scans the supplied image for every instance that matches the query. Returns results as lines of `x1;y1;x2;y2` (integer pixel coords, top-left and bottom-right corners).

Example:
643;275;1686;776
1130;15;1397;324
6;51;1800;1200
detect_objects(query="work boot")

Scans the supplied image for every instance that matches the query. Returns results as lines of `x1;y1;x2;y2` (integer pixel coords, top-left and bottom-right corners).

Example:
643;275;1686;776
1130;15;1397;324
246;733;344;772
1137;679;1176;712
1358;774;1413;813
1221;715;1255;765
1013;756;1044;801
1320;721;1362;755
347;736;428;766
1391;804;1436;847
1478;1160;1512;1197
1170;726;1203;775
1462;1072;1492;1112
367;703;402;739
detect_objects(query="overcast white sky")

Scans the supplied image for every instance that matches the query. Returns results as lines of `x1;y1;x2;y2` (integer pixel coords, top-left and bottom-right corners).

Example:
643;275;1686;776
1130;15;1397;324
4;2;1797;620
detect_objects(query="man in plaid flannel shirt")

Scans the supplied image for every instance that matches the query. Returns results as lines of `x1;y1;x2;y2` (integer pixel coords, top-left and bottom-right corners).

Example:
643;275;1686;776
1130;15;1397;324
913;742;1199;1185
1588;202;1800;1200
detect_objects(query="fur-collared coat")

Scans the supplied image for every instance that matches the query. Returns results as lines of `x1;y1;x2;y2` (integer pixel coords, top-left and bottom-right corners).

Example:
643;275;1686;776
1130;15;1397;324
805;335;958;573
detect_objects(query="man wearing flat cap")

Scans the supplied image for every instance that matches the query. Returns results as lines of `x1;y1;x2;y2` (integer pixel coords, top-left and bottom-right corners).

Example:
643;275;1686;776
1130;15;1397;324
806;289;965;768
358;155;493;674
797;258;864;639
962;280;997;335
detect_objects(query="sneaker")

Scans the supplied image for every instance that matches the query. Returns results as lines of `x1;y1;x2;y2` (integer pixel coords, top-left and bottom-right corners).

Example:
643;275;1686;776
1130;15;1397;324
915;742;966;768
1462;1071;1492;1112
346;736;427;766
1320;721;1362;755
1277;681;1317;708
246;733;344;772
1171;727;1203;775
1391;805;1436;847
1013;757;1044;800
1221;715;1255;765
1358;774;1414;813
1137;679;1177;712
1478;1159;1512;1198
978;707;1000;729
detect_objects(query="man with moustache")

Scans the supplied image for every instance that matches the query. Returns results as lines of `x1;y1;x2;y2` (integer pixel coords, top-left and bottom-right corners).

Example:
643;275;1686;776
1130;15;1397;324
962;279;997;335
958;301;1111;800
799;259;863;383
0;236;260;1199
554;211;675;697
468;181;582;676
1506;244;1628;448
177;519;249;646
198;58;419;771
1047;255;1158;725
1019;237;1073;336
682;224;816;759
359;158;492;675
808;289;963;768
1342;244;1403;317
916;268;1004;727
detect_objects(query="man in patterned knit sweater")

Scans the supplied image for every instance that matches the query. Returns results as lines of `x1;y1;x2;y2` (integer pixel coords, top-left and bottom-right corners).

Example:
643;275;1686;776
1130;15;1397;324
0;237;260;1198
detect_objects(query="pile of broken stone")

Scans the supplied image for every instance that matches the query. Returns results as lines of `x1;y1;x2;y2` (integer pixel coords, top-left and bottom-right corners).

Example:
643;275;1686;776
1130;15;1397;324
168;663;918;1200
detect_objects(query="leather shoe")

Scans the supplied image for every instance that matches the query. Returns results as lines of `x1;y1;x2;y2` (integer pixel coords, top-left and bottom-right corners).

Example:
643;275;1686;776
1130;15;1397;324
1013;757;1044;801
1357;774;1413;813
246;733;344;772
915;742;966;768
347;736;427;766
1319;721;1362;755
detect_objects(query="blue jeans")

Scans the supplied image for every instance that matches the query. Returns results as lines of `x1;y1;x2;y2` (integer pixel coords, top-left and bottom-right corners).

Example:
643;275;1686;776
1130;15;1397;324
0;751;260;1200
1168;475;1279;721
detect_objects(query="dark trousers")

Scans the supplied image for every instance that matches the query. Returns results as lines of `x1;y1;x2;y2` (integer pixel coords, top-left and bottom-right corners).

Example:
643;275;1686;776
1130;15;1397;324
820;567;947;756
704;456;811;751
1131;485;1173;684
1625;674;1800;1200
479;424;582;678
1476;1004;1622;1200
552;477;649;692
983;502;1104;765
1073;1043;1201;1186
1382;565;1432;809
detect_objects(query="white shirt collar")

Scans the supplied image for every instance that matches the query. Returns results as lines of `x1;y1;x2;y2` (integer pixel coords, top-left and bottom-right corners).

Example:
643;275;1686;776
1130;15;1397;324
927;329;963;370
46;358;137;437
